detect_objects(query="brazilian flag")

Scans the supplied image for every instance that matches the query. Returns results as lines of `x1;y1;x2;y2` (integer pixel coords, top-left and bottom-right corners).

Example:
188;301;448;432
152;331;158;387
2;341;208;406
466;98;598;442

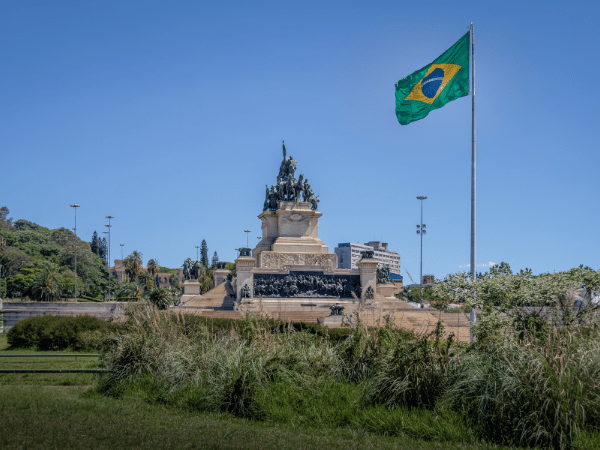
395;31;470;125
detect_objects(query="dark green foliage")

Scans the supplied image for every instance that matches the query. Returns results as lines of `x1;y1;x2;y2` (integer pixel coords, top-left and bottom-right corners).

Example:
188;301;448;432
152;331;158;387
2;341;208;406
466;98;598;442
30;269;62;301
90;231;100;255
7;315;121;351
99;237;108;261
200;239;208;268
0;206;13;228
0;213;108;299
211;251;219;268
362;322;455;410
148;288;173;310
397;285;435;303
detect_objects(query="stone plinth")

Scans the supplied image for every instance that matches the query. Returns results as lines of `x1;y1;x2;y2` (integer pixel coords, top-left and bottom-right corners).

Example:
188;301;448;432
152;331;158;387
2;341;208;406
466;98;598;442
182;280;201;296
357;258;378;301
213;268;230;287
376;283;396;299
254;201;329;265
235;255;256;301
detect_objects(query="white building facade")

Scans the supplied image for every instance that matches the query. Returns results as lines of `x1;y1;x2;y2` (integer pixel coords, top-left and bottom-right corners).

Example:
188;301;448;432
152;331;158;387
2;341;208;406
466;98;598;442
334;241;401;275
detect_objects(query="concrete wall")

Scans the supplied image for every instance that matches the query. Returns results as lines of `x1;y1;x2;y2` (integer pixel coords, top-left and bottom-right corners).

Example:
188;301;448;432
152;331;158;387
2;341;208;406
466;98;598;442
1;302;128;332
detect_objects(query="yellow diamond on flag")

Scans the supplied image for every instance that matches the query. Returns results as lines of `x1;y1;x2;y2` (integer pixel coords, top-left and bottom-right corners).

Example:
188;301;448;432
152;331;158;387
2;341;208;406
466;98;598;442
404;63;463;105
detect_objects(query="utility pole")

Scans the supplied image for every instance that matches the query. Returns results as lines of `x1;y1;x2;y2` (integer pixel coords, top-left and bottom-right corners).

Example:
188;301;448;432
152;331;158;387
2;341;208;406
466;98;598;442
416;196;427;304
70;204;80;301
105;215;113;301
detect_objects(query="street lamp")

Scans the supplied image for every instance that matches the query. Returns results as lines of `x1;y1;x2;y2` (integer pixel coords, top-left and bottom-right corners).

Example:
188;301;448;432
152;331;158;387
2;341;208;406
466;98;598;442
195;245;200;262
416;196;427;303
120;244;124;260
70;204;80;301
105;215;113;301
244;230;251;247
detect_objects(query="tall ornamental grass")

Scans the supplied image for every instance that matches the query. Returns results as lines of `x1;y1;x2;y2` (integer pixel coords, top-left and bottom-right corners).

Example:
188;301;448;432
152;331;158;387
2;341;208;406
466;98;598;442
440;332;600;449
97;303;600;449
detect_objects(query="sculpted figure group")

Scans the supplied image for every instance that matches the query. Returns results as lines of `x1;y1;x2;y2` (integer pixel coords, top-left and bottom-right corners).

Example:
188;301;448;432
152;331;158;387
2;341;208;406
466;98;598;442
182;258;203;280
263;142;319;211
253;272;361;299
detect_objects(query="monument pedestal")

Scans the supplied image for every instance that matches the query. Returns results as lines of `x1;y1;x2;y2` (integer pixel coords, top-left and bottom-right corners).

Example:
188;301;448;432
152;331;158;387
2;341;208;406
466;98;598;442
376;283;396;299
254;201;329;267
235;254;256;301
180;280;201;305
213;268;230;287
357;258;378;301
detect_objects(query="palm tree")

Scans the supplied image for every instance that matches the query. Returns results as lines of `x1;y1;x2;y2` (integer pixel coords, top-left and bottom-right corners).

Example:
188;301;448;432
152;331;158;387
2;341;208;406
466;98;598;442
148;287;172;310
123;250;143;282
147;259;159;276
199;265;214;293
31;270;62;302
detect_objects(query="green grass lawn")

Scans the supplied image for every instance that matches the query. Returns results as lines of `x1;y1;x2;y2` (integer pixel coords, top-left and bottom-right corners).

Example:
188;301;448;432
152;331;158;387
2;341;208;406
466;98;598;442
0;333;100;386
0;385;511;450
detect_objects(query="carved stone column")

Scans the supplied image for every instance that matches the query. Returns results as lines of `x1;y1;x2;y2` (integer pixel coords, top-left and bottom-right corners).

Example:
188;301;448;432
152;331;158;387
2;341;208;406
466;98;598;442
235;255;256;301
357;257;378;301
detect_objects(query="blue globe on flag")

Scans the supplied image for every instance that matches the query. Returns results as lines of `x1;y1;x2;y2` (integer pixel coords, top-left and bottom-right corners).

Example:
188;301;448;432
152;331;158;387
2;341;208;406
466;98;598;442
421;68;444;98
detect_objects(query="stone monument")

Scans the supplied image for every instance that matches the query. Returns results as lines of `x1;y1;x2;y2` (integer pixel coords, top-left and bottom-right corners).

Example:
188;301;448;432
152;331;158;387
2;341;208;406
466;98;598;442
234;142;376;314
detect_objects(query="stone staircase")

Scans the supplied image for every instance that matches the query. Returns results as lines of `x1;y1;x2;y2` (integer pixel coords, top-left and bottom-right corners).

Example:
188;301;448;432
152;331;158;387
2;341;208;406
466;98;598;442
179;282;236;310
265;311;329;323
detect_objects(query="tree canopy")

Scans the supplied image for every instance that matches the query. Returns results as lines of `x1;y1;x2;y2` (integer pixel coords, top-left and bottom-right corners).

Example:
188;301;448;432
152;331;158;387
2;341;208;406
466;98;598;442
0;206;109;299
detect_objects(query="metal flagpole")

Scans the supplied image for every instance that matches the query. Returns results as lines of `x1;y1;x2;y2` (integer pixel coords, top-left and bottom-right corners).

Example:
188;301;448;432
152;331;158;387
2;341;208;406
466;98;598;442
470;22;477;341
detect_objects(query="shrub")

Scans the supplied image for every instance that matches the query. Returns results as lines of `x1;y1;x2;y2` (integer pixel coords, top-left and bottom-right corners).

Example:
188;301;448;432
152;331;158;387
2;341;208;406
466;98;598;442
7;315;122;351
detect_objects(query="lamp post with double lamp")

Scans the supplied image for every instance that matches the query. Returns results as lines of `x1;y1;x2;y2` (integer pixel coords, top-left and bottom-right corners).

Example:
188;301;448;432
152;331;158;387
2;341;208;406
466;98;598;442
244;230;251;248
120;244;124;260
416;196;427;304
195;245;200;263
70;204;80;301
105;215;113;301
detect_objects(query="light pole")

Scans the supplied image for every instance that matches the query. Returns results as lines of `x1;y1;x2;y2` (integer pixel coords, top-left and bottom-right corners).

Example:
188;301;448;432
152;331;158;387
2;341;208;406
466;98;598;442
70;204;80;301
195;245;200;262
244;230;251;247
105;215;113;301
120;244;124;260
416;196;427;303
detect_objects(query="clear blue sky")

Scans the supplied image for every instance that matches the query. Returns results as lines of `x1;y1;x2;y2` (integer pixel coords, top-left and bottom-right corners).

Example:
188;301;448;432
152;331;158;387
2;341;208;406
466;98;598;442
2;0;599;278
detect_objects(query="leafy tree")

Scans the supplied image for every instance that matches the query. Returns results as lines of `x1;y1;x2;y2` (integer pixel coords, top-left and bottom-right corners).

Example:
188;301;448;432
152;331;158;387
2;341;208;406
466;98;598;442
200;239;209;268
148;288;173;310
429;262;600;340
0;206;12;229
211;251;219;268
123;251;143;282
0;217;108;299
147;259;159;275
169;273;180;288
99;237;108;261
115;282;143;301
6;268;40;298
226;262;236;277
30;269;62;302
198;264;214;293
90;231;100;255
0;246;32;278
